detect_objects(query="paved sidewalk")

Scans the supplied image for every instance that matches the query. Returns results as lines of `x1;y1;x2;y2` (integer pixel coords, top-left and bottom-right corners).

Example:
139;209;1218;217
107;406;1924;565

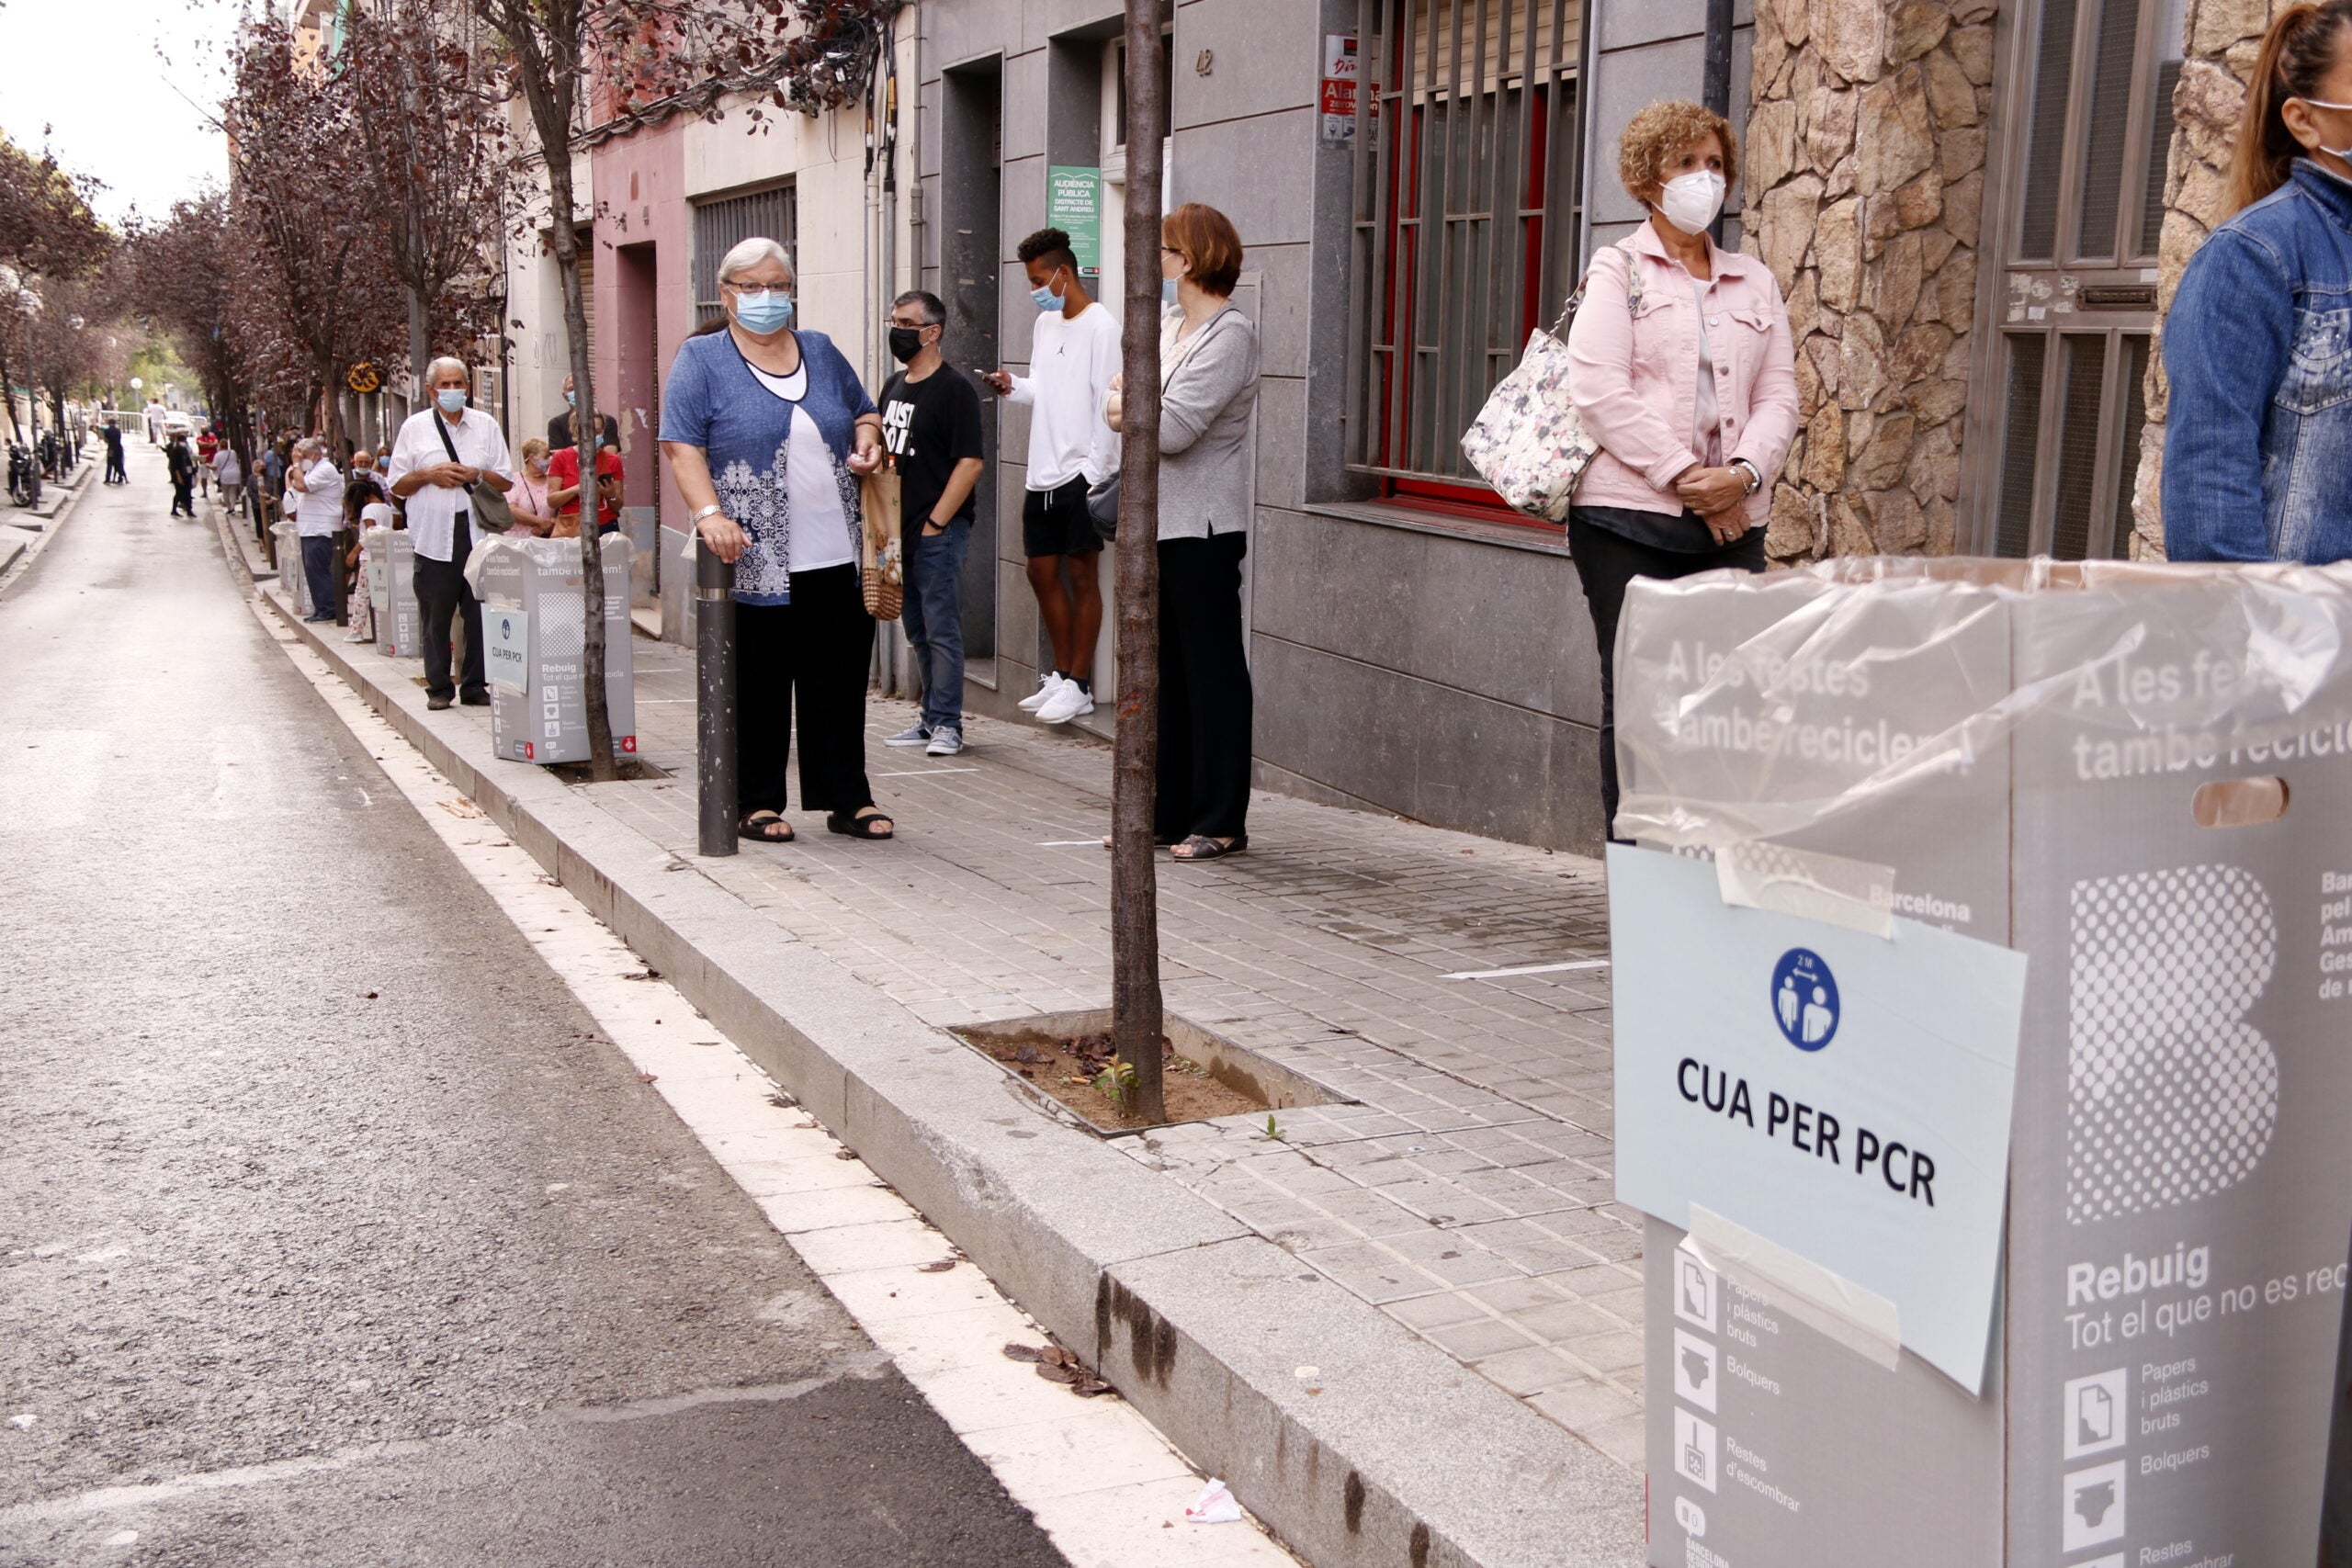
572;640;1645;1463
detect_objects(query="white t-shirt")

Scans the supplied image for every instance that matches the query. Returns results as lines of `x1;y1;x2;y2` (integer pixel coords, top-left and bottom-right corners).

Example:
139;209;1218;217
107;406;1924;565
383;406;516;562
293;457;347;537
748;360;856;575
1006;301;1121;490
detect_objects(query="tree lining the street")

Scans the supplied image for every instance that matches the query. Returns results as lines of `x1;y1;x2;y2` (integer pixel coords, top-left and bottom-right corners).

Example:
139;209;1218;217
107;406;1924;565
127;195;264;486
0;132;113;444
344;0;523;386
222;17;405;451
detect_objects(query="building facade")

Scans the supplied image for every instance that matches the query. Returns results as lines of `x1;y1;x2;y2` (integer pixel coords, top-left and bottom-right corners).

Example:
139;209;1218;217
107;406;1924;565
506;0;2234;852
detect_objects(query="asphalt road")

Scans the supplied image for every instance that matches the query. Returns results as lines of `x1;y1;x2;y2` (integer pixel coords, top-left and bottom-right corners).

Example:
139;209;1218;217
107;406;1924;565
0;445;1069;1566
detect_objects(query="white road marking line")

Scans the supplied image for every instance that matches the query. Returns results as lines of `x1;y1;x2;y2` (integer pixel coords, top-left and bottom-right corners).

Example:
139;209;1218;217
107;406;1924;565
1443;959;1611;980
875;766;981;777
254;601;1297;1568
1036;840;1103;847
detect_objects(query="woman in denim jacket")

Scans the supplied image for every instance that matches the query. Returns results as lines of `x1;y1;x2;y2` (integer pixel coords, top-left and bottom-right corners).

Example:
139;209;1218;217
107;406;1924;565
1565;99;1800;838
2166;0;2352;562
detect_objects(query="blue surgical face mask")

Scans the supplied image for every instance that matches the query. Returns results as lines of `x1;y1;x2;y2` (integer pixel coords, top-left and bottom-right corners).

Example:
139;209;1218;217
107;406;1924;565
565;389;576;408
732;288;794;333
1162;277;1178;307
435;388;466;414
1031;268;1067;313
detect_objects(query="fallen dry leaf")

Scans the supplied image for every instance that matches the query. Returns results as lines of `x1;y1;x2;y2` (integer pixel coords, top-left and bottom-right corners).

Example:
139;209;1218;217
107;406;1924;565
637;1073;658;1084
1001;1343;1045;1363
1035;1362;1079;1384
916;1259;956;1273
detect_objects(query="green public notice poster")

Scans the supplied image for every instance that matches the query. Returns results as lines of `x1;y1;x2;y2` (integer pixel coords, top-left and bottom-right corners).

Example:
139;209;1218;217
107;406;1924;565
1046;165;1102;279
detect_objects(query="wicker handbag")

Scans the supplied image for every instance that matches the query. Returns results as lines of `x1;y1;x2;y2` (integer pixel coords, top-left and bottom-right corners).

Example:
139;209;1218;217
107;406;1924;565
1460;239;1641;523
859;469;904;621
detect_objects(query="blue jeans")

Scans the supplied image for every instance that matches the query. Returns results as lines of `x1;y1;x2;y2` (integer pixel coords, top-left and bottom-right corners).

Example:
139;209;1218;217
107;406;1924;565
300;534;339;620
901;519;968;730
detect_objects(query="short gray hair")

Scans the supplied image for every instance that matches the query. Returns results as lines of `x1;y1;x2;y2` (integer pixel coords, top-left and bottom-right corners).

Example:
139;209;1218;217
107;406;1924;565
717;236;795;288
425;355;469;385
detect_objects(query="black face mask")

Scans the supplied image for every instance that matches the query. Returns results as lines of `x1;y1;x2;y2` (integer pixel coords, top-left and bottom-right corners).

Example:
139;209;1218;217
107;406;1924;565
888;326;927;365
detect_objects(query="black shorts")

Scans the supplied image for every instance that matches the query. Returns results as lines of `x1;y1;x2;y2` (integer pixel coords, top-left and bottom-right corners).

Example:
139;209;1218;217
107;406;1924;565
1022;477;1102;558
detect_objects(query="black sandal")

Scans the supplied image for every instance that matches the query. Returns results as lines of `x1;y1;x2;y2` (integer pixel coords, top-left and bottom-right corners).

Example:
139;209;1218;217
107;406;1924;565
828;808;895;840
1170;833;1247;861
738;810;795;843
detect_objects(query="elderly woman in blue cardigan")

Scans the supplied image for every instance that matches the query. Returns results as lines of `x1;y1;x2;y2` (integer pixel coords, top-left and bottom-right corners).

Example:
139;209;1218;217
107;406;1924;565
661;236;893;844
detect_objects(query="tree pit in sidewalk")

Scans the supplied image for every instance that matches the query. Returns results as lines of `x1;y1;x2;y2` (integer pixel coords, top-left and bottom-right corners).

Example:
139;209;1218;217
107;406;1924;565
953;1008;1345;1136
978;1029;1261;1132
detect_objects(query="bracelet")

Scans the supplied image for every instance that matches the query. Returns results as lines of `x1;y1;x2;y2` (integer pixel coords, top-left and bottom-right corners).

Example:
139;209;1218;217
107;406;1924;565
690;502;723;523
1732;458;1762;496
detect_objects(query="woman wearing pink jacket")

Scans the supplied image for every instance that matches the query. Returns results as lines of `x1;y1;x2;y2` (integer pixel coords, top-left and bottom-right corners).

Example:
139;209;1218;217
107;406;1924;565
1565;99;1800;840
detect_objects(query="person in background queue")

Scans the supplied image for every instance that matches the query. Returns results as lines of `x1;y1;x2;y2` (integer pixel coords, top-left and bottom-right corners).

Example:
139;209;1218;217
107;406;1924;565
288;436;348;625
659;235;894;845
548;373;621;454
1564;98;1798;841
164;433;198;517
979;226;1121;728
100;417;126;484
506;437;560;536
547;414;623;537
209;437;242;517
877;289;986;759
195;427;219;501
2165;0;2352;563
1103;203;1263;861
386;356;516;710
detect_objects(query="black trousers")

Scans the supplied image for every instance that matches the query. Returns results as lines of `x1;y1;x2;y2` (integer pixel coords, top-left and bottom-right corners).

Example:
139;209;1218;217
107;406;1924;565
413;517;486;701
735;564;876;817
1567;509;1765;840
1156;533;1253;841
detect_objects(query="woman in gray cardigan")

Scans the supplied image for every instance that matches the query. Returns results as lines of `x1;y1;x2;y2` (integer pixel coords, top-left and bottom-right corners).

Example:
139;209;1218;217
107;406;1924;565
1106;203;1262;859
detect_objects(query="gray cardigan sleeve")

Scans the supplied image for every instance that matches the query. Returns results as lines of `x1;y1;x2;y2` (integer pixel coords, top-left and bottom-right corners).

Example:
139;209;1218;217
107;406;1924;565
1159;314;1261;455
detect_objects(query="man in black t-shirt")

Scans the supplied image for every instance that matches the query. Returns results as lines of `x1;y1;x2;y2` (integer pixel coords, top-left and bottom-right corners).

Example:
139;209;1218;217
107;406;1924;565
877;289;987;757
547;374;623;453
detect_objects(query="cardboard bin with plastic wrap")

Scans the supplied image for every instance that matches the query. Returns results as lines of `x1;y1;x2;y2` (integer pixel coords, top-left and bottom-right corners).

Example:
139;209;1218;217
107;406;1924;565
1608;558;2352;1566
469;535;635;766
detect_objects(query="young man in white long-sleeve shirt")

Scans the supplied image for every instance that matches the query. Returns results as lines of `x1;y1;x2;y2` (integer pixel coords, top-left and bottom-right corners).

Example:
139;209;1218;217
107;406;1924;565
981;226;1121;726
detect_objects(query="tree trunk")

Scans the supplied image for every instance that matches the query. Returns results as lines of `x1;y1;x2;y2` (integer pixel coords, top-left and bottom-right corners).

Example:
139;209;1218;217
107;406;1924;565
545;161;619;782
408;284;430;392
1110;0;1168;1125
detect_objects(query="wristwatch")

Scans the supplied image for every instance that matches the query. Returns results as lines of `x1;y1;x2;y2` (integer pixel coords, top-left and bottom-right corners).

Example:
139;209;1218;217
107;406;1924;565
690;502;723;524
1731;458;1762;496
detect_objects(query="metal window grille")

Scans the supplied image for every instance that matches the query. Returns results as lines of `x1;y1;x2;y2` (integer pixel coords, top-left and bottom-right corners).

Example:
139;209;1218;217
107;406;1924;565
1346;0;1582;497
1979;0;2177;557
692;185;799;326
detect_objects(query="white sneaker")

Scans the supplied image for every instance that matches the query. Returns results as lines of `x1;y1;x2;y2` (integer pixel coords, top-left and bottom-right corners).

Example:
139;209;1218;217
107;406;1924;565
1018;672;1064;711
1036;680;1095;725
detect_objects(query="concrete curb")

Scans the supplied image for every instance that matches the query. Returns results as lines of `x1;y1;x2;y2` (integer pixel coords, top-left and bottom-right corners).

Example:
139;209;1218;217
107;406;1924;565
219;514;1645;1568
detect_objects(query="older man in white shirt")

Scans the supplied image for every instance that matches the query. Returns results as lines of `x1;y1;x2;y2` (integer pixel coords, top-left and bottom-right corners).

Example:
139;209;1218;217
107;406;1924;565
287;436;347;625
386;355;515;709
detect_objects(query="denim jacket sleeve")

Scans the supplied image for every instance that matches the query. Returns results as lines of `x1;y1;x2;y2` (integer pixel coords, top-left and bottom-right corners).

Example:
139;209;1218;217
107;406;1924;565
2163;228;2294;561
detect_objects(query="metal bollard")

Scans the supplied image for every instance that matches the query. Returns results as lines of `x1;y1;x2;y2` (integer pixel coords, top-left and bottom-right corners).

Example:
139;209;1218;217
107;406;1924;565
331;525;353;625
695;542;738;857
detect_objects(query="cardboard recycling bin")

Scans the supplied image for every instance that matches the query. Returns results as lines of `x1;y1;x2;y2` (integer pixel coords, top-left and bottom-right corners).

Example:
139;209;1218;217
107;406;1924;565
364;526;422;658
273;519;310;616
1610;559;2352;1567
471;536;635;765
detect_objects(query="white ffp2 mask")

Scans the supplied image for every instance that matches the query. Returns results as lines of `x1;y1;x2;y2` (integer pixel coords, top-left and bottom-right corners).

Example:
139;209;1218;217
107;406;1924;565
1657;170;1728;236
